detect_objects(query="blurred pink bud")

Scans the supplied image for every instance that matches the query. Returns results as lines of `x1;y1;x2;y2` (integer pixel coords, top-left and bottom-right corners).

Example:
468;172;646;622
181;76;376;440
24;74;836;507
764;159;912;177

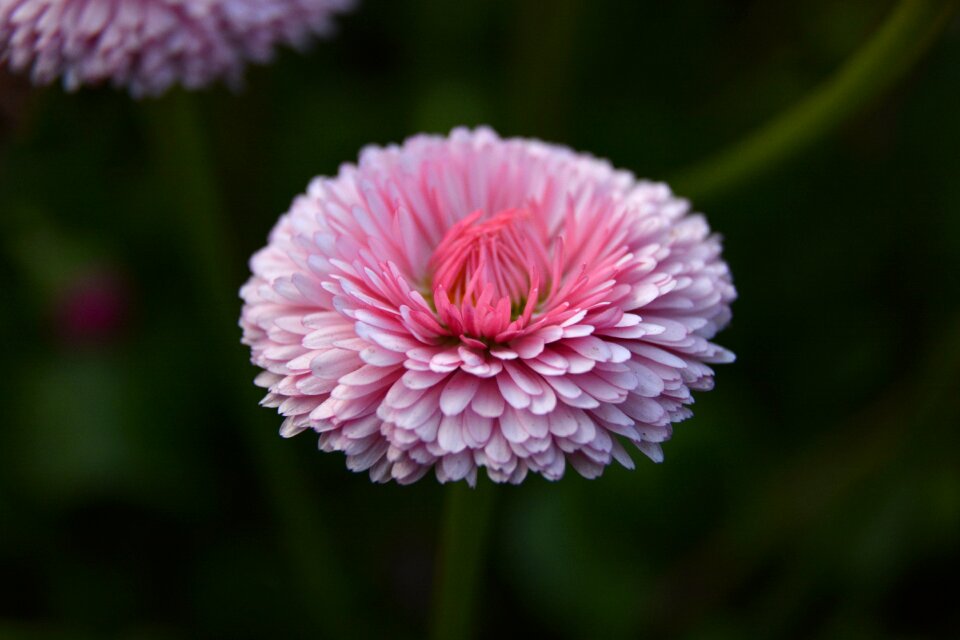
55;268;130;344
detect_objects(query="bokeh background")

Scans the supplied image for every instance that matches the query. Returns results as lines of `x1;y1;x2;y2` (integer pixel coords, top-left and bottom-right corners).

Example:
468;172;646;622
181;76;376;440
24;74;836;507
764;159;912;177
2;1;959;638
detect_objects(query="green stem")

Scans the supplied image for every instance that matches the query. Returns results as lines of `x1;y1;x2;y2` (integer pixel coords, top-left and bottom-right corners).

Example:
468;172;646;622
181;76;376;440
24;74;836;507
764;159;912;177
672;0;958;201
141;90;362;637
431;480;497;640
648;312;960;634
509;0;583;138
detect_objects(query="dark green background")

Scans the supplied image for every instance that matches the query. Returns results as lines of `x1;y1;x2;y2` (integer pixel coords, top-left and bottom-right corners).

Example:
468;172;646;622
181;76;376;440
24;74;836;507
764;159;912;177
1;1;958;638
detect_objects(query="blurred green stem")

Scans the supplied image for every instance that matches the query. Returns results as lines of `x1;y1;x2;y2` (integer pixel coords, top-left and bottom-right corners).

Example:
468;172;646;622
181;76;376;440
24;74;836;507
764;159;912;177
431;480;496;640
142;91;360;637
649;312;960;634
509;0;582;138
672;0;958;201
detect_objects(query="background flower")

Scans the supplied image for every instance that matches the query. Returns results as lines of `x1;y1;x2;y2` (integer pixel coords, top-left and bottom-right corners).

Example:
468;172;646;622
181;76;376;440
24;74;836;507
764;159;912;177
0;0;354;96
241;128;735;484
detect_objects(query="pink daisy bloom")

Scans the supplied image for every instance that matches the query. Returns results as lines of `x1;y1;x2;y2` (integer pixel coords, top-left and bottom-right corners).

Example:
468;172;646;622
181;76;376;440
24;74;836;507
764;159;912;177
0;0;354;97
241;127;736;485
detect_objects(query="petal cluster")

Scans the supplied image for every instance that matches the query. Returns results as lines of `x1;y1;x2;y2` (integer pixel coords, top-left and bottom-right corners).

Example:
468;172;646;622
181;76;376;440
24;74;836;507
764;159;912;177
241;127;736;485
0;0;354;97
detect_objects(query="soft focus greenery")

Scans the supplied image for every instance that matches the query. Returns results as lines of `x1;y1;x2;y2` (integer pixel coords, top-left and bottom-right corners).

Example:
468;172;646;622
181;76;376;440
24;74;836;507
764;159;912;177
2;1;959;638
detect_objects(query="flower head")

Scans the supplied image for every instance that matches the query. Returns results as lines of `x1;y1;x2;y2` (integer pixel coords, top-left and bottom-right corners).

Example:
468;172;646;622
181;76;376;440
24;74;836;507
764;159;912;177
241;128;736;485
0;0;354;97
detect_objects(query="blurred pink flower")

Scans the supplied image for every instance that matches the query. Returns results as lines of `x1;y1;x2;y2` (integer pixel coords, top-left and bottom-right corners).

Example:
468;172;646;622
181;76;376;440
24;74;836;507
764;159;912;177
0;0;354;97
241;128;736;485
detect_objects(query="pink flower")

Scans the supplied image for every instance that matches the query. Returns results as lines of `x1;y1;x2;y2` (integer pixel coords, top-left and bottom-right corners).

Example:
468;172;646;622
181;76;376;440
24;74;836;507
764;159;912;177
0;0;354;97
240;128;736;485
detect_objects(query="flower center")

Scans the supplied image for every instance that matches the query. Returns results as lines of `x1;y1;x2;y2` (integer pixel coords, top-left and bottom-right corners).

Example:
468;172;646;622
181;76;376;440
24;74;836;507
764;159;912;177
429;208;549;310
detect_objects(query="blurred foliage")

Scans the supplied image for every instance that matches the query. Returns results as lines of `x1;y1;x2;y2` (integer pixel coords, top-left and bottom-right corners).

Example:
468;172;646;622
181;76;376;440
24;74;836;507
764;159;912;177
1;0;959;638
